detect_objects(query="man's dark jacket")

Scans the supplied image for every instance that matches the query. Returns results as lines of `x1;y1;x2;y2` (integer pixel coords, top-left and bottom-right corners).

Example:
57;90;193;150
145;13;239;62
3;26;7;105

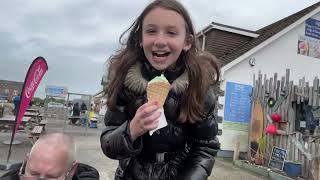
0;163;99;180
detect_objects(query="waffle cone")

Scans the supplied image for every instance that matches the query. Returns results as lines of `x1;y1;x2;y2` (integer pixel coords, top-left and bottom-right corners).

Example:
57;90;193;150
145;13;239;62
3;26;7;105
147;82;170;107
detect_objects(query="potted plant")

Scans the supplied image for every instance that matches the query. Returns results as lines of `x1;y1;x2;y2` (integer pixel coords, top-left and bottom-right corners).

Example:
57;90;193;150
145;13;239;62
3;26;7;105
254;135;266;165
254;151;264;165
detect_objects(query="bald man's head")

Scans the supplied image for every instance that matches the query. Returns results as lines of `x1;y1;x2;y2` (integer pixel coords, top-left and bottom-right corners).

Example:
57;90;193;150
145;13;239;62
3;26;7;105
30;133;76;165
25;133;77;179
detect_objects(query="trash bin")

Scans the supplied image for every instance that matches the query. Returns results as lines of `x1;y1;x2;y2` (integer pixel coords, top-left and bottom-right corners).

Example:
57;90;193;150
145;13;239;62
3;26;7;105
90;120;97;128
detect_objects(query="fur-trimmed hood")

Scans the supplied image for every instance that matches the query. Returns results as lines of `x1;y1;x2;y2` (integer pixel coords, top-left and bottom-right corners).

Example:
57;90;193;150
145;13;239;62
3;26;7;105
124;62;189;95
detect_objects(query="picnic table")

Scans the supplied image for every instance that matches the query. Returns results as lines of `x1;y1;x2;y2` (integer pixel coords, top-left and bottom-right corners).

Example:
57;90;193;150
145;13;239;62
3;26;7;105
0;115;32;144
24;111;39;117
0;115;31;126
26;108;40;113
0;115;45;144
24;111;42;123
64;114;89;135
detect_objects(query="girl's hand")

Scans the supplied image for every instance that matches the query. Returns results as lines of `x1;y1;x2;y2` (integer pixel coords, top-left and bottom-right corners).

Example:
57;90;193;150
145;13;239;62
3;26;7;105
129;101;160;140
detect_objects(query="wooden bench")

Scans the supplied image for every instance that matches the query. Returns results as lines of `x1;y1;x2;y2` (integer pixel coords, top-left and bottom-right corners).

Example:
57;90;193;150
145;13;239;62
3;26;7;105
29;126;44;144
39;120;47;131
31;126;43;134
39;120;47;125
38;114;43;120
68;116;82;125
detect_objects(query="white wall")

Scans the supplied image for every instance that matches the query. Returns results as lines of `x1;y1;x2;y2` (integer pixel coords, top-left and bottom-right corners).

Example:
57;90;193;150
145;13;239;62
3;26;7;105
219;12;320;151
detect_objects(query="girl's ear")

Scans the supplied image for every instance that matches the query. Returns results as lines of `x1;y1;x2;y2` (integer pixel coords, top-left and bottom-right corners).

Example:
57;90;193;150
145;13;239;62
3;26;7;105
139;42;143;48
183;34;193;51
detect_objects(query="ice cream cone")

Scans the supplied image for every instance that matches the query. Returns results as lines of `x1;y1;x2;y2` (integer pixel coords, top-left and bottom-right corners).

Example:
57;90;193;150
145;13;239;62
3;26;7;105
147;74;170;107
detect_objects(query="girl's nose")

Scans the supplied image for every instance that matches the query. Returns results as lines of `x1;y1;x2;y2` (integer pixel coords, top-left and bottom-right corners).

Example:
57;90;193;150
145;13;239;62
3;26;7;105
154;33;167;48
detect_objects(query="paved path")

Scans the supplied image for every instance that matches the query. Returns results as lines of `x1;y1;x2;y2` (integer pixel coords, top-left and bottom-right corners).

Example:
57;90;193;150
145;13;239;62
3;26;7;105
0;117;266;179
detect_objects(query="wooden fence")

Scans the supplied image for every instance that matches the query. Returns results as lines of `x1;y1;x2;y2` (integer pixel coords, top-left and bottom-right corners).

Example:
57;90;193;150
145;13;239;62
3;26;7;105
251;69;320;179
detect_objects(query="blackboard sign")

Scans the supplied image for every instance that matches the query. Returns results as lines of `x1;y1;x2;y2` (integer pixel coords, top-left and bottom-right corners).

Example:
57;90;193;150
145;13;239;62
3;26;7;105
268;146;287;170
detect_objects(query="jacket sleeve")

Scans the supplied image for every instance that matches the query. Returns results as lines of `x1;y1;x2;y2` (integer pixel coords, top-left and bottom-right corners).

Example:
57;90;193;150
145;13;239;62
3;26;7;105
177;88;220;180
100;99;143;160
0;162;22;180
75;163;100;180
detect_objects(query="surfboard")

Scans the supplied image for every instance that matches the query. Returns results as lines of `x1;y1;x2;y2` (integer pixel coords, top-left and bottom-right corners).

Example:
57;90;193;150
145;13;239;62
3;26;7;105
249;100;264;160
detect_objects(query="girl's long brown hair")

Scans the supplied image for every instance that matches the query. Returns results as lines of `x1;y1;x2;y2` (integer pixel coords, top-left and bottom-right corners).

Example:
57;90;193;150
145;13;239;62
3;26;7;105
106;0;220;123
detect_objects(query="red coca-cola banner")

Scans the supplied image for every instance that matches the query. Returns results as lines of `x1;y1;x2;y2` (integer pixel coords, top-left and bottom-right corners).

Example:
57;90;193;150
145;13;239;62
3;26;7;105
7;57;48;162
15;57;48;132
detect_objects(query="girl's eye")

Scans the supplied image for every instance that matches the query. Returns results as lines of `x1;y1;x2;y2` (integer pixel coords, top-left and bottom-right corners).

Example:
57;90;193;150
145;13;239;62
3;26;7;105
168;31;177;35
30;172;40;176
146;30;156;34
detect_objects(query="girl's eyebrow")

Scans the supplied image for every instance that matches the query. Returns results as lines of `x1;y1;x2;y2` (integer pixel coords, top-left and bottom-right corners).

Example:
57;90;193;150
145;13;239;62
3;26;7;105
144;24;156;28
167;25;178;29
144;24;178;29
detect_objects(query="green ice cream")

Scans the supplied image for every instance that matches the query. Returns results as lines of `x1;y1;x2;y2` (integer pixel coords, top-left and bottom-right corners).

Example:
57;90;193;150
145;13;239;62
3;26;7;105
149;74;169;84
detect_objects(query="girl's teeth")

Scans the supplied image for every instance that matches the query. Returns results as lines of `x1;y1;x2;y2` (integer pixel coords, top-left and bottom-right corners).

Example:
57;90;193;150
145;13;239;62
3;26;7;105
153;52;169;57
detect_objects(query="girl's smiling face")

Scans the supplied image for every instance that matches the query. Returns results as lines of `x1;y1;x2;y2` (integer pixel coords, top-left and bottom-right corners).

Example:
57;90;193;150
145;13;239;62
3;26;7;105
141;7;191;71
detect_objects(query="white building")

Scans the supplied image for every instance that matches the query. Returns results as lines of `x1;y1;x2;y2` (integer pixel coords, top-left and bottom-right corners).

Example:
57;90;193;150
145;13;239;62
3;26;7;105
198;2;320;156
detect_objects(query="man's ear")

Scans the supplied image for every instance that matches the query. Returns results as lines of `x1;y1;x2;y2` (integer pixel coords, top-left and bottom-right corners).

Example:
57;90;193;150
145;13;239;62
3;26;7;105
69;161;78;178
183;34;193;51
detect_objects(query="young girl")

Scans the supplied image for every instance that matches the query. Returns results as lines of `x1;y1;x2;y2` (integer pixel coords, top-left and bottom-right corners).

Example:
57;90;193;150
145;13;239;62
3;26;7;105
100;0;220;179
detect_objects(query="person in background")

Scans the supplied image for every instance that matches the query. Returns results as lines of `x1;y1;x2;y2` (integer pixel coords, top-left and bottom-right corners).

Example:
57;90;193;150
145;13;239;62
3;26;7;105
12;95;20;116
1;133;99;180
28;100;34;107
71;103;80;125
80;103;88;126
80;103;87;114
68;102;73;116
100;0;220;179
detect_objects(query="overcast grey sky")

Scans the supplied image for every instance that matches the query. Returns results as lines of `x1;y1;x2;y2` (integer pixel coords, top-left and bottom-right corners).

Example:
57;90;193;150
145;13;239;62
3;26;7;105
0;0;319;98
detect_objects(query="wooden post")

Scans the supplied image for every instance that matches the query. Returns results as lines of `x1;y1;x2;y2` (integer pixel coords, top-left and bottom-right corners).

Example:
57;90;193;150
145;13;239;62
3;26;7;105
258;71;263;100
273;73;278;99
305;82;309;102
285;69;290;91
301;77;305;102
316;77;319;106
314;128;320;180
233;137;240;161
297;79;301;104
315;158;320;180
248;73;256;161
313;77;318;107
308;86;313;106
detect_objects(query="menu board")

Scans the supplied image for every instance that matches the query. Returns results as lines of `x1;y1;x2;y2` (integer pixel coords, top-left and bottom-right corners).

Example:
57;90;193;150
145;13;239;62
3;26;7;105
305;18;320;40
224;82;252;123
268;146;287;170
45;85;68;98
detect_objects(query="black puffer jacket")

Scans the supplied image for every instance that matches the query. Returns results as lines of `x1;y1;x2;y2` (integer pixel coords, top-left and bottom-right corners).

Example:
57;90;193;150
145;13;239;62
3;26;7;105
100;60;220;180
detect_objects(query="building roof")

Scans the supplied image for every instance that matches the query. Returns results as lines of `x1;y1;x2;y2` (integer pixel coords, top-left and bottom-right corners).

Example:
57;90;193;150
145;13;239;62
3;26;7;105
197;22;259;38
219;2;320;71
0;79;23;85
197;23;256;67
